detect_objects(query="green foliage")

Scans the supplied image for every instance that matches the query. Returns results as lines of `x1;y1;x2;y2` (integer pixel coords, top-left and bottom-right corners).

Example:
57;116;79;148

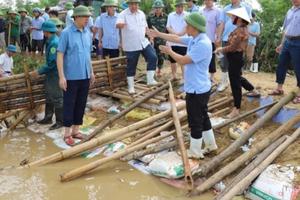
12;54;43;74
256;0;291;72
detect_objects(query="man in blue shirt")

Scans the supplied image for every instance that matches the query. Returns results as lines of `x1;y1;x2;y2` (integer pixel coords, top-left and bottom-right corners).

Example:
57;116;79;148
187;0;199;13
216;0;252;92
57;6;95;146
31;21;63;130
97;0;120;59
31;8;45;55
148;12;218;159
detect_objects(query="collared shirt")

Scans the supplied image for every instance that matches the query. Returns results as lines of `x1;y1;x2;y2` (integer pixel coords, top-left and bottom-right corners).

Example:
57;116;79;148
20;16;32;34
57;23;92;80
187;4;200;13
223;26;248;53
221;2;252;42
38;34;59;75
166;11;188;47
97;12;120;49
201;6;221;42
116;8;150;52
180;33;212;94
42;12;49;21
31;16;45;40
0;52;13;73
10;15;20;37
248;21;260;45
65;10;74;27
284;6;300;37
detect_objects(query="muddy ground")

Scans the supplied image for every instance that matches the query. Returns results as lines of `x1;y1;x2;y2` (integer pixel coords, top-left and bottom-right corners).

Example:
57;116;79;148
0;60;300;200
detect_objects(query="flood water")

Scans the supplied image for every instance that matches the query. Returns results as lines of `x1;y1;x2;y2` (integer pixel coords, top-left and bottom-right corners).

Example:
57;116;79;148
0;129;214;200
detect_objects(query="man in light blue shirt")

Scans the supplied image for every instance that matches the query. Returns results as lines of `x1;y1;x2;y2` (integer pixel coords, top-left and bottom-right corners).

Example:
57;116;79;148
31;8;45;55
148;12;218;159
187;0;200;13
246;11;260;72
98;0;120;59
216;0;252;92
57;6;95;146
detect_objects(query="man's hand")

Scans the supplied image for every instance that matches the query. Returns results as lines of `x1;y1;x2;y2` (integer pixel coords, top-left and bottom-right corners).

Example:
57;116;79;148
98;41;103;49
159;45;172;55
276;44;283;54
59;76;67;91
90;73;95;86
214;47;223;54
147;26;160;38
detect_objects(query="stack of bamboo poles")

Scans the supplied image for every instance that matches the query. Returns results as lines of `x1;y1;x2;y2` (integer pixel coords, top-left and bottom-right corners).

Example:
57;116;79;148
0;56;127;114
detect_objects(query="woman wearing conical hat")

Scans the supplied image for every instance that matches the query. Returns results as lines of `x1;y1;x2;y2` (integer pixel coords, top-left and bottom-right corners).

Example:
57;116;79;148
215;7;260;118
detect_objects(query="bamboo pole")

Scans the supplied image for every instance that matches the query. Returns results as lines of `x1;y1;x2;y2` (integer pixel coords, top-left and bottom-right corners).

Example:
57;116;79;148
215;135;286;200
191;110;300;195
60;125;188;182
168;81;194;189
82;82;170;142
207;96;228;107
22;102;186;168
193;90;297;178
220;127;300;200
208;97;234;112
210;107;230;118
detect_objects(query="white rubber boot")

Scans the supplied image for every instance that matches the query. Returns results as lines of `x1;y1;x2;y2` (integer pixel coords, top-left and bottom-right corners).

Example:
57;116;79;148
249;63;254;72
252;63;259;73
202;129;218;154
147;70;158;85
217;72;229;92
127;77;135;94
187;136;204;159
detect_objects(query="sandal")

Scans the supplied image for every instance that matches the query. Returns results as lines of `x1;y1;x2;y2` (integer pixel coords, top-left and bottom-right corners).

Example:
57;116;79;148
64;135;75;146
268;89;284;96
293;96;300;104
246;91;261;98
72;132;85;140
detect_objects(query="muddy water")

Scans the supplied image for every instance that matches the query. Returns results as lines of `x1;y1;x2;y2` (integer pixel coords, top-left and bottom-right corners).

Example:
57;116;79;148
0;129;214;200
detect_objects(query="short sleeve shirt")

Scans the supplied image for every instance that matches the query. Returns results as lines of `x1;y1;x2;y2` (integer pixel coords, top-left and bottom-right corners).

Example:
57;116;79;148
180;34;212;94
31;16;45;40
283;6;300;37
57;23;92;80
248;21;260;45
0;53;13;72
98;12;120;49
65;10;74;27
166;11;188;47
201;7;222;42
221;2;252;42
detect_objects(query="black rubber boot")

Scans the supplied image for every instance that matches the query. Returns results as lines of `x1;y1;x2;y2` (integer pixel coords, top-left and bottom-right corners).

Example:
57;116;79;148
49;107;63;130
38;103;54;124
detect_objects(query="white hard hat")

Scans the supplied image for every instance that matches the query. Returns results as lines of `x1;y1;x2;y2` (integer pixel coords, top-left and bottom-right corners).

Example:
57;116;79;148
226;7;251;23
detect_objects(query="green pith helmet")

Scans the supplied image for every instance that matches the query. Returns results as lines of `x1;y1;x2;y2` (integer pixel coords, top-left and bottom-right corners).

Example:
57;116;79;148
65;2;74;10
49;18;65;26
175;0;187;6
8;10;18;15
42;20;57;33
72;5;92;17
88;6;94;11
126;0;141;3
102;0;119;7
185;12;206;33
152;0;165;8
18;8;28;14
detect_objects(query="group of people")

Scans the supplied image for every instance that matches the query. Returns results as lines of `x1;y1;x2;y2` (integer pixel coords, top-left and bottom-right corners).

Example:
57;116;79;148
0;0;299;157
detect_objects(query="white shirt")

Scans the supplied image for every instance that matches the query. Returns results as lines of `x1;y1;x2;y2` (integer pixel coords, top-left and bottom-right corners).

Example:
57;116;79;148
166;11;188;47
116;8;150;52
94;15;101;40
0;52;13;74
65;10;74;27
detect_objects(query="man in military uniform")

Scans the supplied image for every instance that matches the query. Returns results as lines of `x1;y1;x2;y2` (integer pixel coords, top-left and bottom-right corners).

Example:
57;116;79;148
18;8;32;52
147;0;167;77
31;21;63;130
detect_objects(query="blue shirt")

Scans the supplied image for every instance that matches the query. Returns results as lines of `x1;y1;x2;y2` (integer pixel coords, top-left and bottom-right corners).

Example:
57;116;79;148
57;23;92;80
180;33;212;94
42;13;49;21
248;21;260;45
31;17;45;40
98;12;120;49
38;34;59;75
221;3;252;42
188;4;200;13
283;6;300;37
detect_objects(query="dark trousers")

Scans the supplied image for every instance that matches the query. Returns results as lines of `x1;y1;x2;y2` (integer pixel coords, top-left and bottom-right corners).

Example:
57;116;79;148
227;52;254;109
125;44;157;77
103;48;119;59
154;43;165;69
276;39;300;87
45;72;63;108
209;43;216;73
20;33;31;52
186;91;211;139
31;39;43;53
63;79;90;127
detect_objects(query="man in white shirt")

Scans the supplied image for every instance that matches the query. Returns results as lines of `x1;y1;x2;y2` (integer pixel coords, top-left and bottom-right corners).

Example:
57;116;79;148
116;0;158;94
166;0;188;80
65;2;74;27
0;45;17;77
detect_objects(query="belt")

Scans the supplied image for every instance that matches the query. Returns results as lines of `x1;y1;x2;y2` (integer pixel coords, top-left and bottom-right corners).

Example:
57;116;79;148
286;35;300;40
